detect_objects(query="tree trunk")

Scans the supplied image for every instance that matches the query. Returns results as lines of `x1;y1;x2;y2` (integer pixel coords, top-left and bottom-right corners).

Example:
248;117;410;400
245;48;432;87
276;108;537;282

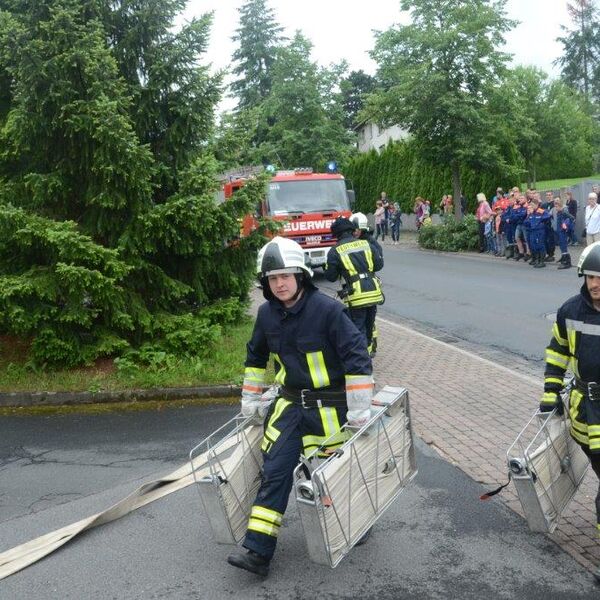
452;161;462;220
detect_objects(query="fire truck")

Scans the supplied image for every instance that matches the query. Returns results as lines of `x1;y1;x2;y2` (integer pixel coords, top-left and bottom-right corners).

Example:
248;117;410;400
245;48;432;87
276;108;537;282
221;167;355;268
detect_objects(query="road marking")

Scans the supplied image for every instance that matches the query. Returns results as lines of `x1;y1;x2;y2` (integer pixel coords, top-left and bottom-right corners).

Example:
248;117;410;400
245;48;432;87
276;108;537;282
377;316;540;386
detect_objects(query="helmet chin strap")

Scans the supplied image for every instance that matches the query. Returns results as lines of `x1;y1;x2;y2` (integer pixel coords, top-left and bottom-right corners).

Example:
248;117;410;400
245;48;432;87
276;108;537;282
288;274;305;303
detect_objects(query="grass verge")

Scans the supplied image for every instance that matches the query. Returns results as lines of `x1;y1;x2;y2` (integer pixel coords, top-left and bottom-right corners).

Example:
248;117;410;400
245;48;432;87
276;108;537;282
525;174;600;191
0;320;255;393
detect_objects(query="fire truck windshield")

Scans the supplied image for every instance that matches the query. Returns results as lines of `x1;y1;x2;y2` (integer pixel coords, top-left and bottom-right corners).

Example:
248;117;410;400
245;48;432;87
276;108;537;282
267;179;350;215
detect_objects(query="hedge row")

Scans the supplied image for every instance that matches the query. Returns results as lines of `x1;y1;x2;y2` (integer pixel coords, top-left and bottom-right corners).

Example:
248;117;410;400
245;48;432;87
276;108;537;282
344;140;515;214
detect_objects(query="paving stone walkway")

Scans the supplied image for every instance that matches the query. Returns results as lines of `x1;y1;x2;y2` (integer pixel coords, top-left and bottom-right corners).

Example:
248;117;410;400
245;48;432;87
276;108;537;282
374;315;599;574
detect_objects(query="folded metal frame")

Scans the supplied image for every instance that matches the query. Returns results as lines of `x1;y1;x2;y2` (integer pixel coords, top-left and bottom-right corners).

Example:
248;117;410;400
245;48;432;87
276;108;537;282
507;408;588;533
294;386;417;567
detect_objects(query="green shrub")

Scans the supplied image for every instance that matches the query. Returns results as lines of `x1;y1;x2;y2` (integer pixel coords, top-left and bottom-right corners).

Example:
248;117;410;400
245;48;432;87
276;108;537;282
418;215;479;252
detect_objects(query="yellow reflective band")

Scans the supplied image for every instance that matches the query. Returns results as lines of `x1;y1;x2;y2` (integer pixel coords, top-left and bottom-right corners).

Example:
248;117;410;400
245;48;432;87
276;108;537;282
273;354;286;385
544;377;564;386
589;438;600;451
545;349;569;369
596;523;600;530
570;426;589;446
251;505;282;525
541;392;557;405
588;425;600;436
337;240;371;253
319;406;341;438
339;252;357;276
244;367;265;379
570;416;588;434
306;351;330;388
552;323;568;347
248;518;279;537
263;398;291;446
567;327;577;356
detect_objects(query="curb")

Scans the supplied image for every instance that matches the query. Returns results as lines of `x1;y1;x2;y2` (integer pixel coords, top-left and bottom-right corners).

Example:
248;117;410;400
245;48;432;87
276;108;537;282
0;384;242;408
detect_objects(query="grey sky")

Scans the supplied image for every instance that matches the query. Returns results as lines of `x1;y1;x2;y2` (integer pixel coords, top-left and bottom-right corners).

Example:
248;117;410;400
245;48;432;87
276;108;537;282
182;0;571;111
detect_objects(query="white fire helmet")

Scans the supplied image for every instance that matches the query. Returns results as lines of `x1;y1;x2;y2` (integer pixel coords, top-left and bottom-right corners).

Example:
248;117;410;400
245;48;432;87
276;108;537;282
350;212;369;231
256;236;313;279
578;241;600;277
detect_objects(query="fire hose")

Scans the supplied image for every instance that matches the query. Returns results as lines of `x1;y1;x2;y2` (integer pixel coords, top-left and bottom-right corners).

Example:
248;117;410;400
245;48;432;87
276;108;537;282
0;431;244;580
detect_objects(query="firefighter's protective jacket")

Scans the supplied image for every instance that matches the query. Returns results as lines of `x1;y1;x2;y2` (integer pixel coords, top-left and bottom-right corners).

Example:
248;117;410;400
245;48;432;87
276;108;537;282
542;284;600;452
244;287;372;395
324;231;384;308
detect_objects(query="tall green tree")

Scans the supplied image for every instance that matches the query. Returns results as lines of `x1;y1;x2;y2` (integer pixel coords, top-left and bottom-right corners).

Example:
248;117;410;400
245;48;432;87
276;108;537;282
367;0;516;218
99;0;221;201
339;70;377;130
230;0;285;111
0;0;265;367
258;32;355;170
555;0;600;103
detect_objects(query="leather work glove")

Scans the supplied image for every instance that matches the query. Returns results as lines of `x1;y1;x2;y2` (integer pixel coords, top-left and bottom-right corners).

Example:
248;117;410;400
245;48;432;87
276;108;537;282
241;385;278;421
539;392;564;415
346;408;371;428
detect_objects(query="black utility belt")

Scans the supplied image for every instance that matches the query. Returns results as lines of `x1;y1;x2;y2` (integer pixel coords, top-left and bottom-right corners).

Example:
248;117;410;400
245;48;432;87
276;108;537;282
575;379;600;401
280;386;347;409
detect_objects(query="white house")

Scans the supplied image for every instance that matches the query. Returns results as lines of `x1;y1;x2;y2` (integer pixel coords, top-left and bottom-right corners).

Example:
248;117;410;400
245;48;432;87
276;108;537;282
356;121;408;153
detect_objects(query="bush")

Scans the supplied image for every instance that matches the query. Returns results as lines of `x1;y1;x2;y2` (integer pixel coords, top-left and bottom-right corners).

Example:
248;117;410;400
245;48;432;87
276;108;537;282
417;215;479;252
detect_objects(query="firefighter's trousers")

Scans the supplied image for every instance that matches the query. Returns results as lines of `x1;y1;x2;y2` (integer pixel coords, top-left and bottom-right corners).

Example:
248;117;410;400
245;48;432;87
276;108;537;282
349;306;377;351
243;398;347;559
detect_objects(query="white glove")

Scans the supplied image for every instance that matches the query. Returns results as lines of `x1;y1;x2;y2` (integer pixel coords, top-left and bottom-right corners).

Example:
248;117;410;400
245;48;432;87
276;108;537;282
241;385;279;420
346;408;371;428
345;375;374;427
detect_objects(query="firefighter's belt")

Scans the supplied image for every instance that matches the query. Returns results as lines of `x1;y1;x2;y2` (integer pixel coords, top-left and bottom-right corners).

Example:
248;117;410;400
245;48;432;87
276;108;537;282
281;386;347;408
348;272;372;283
574;379;600;401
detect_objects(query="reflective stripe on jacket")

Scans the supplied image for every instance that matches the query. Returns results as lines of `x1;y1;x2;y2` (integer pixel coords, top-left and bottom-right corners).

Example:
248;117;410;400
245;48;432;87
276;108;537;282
543;285;600;452
324;232;384;308
245;287;372;392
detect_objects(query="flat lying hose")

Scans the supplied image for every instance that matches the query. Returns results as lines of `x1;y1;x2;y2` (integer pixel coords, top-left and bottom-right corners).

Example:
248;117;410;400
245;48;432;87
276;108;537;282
0;433;241;580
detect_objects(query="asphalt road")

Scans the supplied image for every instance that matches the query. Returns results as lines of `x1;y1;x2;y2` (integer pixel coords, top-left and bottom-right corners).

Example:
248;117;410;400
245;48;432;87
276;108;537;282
0;403;596;599
316;244;578;363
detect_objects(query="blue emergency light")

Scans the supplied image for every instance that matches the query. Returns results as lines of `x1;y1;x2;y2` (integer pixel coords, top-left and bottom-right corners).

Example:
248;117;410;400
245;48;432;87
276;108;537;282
326;161;338;173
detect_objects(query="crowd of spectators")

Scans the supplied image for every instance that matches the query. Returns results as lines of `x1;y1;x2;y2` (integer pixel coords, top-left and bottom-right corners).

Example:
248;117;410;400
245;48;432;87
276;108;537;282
474;186;579;269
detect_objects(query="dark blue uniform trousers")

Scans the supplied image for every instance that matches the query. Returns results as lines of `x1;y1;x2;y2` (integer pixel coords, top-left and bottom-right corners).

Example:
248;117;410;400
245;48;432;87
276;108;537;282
243;399;347;559
349;305;377;350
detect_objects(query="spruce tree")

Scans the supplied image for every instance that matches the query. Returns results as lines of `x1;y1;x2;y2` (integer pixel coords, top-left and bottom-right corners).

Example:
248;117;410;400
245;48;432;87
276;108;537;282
0;0;265;368
230;0;284;111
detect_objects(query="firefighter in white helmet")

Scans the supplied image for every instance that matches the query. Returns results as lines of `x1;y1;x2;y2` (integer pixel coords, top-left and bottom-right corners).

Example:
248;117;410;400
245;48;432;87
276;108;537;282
540;241;600;582
227;236;373;577
326;217;384;356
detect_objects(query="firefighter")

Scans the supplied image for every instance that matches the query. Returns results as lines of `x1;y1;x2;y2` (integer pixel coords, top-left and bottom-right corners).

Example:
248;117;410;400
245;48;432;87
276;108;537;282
227;236;373;577
325;217;384;356
540;241;600;582
350;211;384;258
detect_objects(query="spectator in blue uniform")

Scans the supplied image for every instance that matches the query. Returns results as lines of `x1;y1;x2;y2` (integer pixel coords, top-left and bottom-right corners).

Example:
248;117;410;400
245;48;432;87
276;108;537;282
227;237;373;577
524;198;551;268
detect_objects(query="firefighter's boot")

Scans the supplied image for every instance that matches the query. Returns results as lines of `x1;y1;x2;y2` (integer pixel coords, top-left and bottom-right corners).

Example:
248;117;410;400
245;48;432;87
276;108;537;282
534;252;546;268
557;254;572;269
227;549;270;576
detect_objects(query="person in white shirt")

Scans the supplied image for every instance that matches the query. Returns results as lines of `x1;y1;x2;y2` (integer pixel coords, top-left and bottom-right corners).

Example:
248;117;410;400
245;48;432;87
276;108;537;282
585;192;600;245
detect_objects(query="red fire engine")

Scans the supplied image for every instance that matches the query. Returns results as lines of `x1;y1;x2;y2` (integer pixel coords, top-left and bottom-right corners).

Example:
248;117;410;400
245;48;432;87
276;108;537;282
221;167;355;268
